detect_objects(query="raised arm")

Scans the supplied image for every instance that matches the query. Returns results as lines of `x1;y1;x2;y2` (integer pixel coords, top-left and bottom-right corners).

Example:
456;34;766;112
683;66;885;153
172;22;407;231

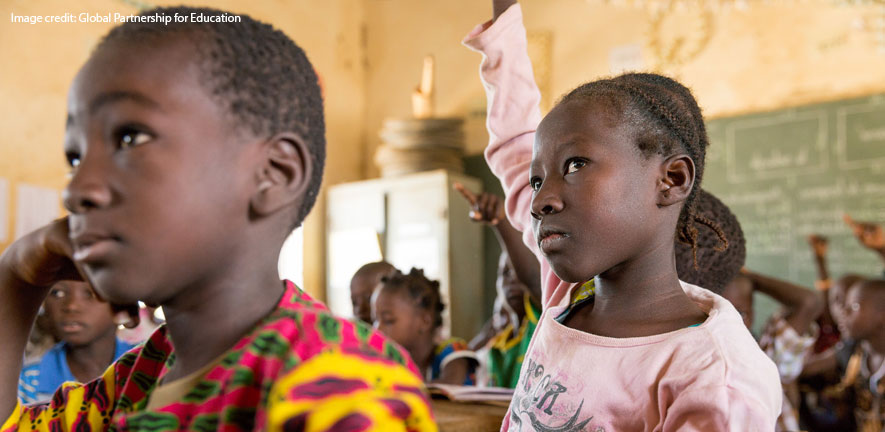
454;183;542;303
808;234;830;289
743;269;824;336
463;1;576;307
0;220;78;421
844;214;885;267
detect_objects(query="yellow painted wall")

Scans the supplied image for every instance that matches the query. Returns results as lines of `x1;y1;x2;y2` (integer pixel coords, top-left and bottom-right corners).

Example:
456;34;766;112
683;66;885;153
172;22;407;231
5;0;885;298
363;0;885;167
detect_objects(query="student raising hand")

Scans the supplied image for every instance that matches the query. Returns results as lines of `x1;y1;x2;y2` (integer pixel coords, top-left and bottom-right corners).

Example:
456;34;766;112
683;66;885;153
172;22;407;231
454;182;505;225
844;214;885;250
844;214;885;264
454;182;542;305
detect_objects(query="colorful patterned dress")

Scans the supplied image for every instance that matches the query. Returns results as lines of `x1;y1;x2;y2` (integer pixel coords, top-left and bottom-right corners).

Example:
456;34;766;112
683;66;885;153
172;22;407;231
2;281;436;431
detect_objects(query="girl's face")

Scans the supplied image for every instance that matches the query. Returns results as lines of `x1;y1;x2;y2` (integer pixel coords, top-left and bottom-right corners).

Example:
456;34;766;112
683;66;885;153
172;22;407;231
530;100;666;283
372;286;429;352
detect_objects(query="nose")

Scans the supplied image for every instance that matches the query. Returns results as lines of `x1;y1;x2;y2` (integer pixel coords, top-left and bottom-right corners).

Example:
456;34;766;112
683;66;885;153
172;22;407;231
61;294;83;313
530;182;564;220
63;152;113;214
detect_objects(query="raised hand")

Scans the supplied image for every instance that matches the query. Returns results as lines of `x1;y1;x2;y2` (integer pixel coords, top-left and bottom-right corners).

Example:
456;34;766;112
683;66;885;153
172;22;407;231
844;214;885;252
807;234;828;258
493;0;518;21
454;182;505;225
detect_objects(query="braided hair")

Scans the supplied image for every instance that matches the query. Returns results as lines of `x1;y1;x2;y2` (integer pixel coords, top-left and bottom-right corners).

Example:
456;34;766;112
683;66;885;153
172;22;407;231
97;7;325;228
674;189;744;293
380;268;445;331
559;73;720;266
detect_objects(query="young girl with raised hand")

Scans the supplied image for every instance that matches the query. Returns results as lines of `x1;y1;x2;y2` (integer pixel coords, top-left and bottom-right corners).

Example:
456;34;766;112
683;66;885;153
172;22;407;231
463;1;781;429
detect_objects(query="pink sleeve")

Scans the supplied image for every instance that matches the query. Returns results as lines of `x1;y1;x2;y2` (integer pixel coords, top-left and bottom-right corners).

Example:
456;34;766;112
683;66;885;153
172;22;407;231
662;385;778;431
462;5;567;307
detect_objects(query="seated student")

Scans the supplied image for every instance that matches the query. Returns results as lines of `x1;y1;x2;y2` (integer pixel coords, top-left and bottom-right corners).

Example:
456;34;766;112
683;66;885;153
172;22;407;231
672;188;823;431
840;279;885;432
464;0;780;429
373;268;478;386
0;7;434;431
18;280;134;405
455;186;541;388
469;252;540;388
350;261;396;324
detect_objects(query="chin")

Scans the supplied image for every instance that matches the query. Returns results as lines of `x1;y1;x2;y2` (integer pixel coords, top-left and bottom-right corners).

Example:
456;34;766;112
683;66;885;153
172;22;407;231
548;257;596;284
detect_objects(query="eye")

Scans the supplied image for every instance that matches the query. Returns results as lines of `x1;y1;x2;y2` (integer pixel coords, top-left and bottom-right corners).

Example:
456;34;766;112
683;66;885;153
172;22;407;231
115;126;153;149
65;152;81;169
565;158;587;175
49;289;66;299
529;177;542;192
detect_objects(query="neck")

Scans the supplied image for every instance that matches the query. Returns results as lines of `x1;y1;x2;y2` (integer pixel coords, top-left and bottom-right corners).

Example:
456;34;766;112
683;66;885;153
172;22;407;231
408;338;436;377
66;328;118;382
161;246;285;382
567;231;706;337
593;236;688;316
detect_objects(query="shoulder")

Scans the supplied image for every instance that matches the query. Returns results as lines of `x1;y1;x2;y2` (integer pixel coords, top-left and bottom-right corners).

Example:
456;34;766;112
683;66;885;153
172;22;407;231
270;281;419;375
673;282;782;418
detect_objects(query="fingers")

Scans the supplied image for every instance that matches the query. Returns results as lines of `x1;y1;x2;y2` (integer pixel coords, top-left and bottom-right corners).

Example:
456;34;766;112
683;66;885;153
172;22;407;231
453;182;477;205
843;213;863;235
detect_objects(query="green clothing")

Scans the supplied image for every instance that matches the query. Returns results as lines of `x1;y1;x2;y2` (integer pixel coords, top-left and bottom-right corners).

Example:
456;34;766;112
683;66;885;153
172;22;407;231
487;294;541;388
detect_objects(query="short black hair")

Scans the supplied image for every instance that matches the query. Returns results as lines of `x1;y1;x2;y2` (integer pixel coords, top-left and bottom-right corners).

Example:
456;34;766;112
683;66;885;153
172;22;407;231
674;189;745;293
559;73;715;264
97;6;325;227
380;268;445;331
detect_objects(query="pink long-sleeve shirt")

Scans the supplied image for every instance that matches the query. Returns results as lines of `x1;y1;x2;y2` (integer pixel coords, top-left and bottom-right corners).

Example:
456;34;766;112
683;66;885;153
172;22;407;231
463;5;782;431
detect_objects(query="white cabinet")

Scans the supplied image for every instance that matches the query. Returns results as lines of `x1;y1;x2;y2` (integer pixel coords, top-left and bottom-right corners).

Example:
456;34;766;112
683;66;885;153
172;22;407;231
326;169;484;339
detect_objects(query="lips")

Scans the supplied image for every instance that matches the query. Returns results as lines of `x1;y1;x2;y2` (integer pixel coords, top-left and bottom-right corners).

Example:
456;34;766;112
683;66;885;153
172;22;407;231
70;232;119;263
58;321;86;333
537;225;569;254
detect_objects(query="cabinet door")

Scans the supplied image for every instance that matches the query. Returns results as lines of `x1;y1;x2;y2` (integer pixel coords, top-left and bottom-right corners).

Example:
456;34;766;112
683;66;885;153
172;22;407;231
326;184;386;317
386;177;450;331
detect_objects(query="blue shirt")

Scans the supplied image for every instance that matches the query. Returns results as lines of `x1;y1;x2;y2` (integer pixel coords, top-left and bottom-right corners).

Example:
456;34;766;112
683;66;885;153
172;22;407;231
18;339;135;404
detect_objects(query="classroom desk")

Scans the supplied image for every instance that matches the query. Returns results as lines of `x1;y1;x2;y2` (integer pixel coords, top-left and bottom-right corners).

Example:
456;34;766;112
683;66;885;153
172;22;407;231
431;399;509;432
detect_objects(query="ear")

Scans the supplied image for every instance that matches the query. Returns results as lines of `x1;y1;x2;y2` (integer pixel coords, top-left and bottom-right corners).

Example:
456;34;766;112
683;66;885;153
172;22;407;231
657;154;695;208
251;133;313;218
418;309;435;334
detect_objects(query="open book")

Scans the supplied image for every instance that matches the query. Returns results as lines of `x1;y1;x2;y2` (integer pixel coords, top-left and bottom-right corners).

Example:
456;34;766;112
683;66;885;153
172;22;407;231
427;383;514;404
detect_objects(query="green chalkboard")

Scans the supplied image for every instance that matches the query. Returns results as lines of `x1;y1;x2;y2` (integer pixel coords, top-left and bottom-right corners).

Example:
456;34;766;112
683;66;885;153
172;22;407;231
703;94;885;333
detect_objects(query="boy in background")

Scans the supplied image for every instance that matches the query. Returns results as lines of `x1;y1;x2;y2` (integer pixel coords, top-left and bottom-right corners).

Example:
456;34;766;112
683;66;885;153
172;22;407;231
18;280;134;404
350;261;396;324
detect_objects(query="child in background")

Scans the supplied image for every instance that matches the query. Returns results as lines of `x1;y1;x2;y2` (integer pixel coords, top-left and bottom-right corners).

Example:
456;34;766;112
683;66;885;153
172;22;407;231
373;268;478;385
350;261;396;324
841;279;885;432
479;253;540;388
464;0;780;429
455;185;542;388
18;281;134;404
0;7;434;431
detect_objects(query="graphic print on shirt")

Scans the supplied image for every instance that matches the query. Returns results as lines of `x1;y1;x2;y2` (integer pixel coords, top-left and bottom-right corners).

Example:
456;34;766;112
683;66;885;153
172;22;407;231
509;356;595;432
